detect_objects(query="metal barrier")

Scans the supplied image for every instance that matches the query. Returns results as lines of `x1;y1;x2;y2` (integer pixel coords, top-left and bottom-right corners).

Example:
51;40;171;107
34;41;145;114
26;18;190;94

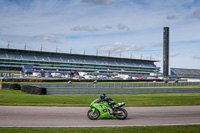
46;87;200;95
21;82;200;95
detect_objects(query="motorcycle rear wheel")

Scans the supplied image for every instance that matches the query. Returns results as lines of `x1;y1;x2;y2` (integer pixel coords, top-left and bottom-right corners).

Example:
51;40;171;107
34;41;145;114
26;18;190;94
87;109;100;120
115;108;128;120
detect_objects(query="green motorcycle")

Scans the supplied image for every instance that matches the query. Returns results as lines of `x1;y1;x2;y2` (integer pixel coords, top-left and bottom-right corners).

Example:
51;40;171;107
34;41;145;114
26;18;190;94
87;98;128;120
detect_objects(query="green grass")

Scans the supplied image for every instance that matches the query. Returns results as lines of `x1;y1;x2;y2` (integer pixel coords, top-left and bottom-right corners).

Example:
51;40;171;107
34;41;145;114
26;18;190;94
0;89;200;106
0;125;200;133
0;70;20;74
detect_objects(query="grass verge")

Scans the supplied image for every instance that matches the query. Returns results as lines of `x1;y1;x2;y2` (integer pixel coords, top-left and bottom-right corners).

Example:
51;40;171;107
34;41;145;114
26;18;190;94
0;89;200;106
0;125;200;133
0;70;20;74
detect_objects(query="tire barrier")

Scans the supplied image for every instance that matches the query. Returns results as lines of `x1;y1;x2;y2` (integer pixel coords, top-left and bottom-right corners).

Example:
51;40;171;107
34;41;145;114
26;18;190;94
21;85;46;95
2;83;21;90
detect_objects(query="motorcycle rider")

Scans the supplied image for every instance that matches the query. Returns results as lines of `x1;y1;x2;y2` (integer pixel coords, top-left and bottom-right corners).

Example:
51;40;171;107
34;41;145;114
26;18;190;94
100;93;116;113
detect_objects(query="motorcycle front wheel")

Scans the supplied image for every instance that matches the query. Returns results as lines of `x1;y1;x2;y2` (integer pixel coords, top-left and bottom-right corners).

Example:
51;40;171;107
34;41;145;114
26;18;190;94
115;108;128;120
87;109;100;120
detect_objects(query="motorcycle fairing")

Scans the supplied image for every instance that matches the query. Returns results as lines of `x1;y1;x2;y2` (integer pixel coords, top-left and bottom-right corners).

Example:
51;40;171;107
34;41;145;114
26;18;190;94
90;98;114;118
114;102;125;108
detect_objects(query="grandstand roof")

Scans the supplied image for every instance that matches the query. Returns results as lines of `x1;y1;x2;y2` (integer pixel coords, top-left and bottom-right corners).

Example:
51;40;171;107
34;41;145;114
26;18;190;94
0;48;159;63
171;68;200;76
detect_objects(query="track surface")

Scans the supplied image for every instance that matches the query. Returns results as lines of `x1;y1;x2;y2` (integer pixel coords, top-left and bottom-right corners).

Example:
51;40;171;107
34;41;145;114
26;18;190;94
0;106;200;127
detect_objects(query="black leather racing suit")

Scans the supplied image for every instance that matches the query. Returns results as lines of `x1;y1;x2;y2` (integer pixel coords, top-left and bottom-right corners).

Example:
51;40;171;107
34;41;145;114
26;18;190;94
101;97;116;109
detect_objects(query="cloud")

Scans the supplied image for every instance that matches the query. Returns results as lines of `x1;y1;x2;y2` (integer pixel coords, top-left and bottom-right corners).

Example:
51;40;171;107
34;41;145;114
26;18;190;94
167;15;179;20
103;25;113;30
99;42;143;55
71;26;99;32
35;34;63;43
125;45;143;51
193;9;200;19
71;24;129;32
170;52;180;57
153;42;162;47
81;0;117;5
193;55;200;59
116;24;129;30
99;42;123;53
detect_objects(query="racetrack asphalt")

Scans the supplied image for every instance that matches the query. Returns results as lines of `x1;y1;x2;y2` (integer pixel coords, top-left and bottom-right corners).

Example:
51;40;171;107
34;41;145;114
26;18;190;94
0;106;200;127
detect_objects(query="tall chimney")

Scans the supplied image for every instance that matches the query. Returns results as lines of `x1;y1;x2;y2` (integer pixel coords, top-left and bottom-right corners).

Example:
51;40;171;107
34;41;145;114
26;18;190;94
163;27;169;77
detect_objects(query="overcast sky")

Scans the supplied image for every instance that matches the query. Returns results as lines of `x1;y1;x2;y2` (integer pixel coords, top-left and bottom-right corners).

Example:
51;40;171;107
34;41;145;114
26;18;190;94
0;0;200;71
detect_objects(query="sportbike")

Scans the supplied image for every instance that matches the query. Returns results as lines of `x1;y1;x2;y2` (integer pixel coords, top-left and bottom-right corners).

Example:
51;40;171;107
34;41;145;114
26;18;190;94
87;98;128;120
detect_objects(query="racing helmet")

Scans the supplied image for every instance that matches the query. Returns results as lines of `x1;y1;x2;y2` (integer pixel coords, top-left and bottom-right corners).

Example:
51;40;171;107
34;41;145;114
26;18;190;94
100;93;106;99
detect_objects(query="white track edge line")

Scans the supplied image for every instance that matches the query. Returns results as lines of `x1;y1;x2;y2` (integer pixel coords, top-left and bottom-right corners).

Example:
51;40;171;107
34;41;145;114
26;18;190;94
1;123;200;127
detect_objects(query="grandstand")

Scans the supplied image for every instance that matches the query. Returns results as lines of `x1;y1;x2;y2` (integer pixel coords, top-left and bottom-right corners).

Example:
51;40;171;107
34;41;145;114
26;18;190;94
0;48;160;76
171;68;200;77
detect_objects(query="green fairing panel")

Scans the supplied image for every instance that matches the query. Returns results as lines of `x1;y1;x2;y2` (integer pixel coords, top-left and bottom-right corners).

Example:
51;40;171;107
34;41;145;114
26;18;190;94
99;102;114;118
90;99;114;119
114;102;125;108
